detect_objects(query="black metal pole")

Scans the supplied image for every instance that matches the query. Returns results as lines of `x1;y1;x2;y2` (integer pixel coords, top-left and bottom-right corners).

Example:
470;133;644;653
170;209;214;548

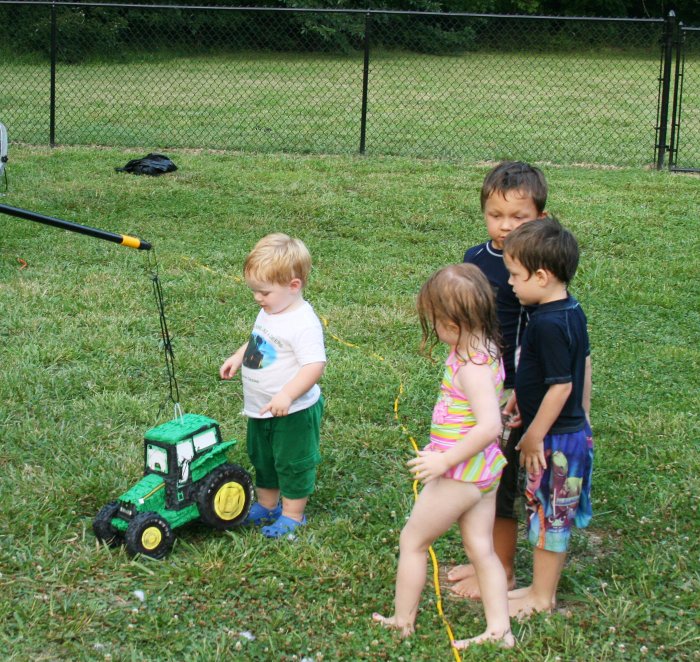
50;2;57;147
667;23;684;170
0;203;152;250
359;11;371;154
656;10;676;170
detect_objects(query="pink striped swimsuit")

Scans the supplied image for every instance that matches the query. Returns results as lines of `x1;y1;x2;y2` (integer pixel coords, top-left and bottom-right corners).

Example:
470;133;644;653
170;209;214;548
427;350;507;492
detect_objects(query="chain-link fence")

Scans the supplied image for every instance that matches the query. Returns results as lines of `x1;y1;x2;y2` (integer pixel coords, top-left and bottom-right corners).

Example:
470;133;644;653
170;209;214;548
0;2;696;168
670;27;700;170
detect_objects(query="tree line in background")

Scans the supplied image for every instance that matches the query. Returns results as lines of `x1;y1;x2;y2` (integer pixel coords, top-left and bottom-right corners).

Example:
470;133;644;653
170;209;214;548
129;1;698;22
2;0;696;62
217;1;697;21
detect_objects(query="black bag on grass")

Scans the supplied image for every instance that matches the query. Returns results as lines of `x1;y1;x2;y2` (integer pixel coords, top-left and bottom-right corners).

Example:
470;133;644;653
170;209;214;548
116;153;177;176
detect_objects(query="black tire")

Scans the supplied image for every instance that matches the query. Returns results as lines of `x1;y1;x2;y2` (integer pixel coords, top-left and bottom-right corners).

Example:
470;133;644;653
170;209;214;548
93;500;123;547
124;512;174;559
197;463;254;530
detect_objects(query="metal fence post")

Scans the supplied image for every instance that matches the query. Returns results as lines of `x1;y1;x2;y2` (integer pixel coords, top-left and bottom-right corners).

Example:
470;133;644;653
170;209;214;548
50;1;57;147
655;10;676;169
667;22;684;170
359;10;371;154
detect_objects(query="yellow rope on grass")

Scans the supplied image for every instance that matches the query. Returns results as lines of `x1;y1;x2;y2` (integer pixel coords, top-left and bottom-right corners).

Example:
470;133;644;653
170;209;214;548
177;255;242;281
318;322;462;660
320;317;386;362
395;391;463;662
190;264;462;658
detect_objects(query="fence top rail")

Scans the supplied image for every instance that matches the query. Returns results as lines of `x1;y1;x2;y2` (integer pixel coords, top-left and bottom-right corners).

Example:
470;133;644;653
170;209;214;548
0;1;666;24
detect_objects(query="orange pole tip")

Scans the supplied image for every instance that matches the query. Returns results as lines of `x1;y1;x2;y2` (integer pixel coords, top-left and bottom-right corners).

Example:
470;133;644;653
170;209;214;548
120;234;142;249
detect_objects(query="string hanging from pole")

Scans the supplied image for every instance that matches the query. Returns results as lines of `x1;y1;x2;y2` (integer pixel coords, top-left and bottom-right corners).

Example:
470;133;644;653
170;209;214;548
148;249;182;420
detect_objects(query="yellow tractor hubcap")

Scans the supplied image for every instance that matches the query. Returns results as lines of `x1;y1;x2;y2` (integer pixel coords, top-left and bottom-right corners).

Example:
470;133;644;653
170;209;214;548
142;525;163;550
213;482;245;520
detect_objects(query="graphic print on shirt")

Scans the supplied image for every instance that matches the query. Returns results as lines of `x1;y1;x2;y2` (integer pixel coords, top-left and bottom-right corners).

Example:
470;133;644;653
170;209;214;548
242;333;277;370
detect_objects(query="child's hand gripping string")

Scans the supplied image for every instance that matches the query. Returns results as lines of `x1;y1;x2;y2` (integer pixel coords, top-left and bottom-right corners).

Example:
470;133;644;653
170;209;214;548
502;391;522;429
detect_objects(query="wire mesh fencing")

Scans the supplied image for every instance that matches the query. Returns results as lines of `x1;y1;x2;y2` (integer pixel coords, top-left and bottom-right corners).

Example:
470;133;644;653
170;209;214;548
0;2;696;168
364;13;665;166
2;4;369;155
671;27;700;170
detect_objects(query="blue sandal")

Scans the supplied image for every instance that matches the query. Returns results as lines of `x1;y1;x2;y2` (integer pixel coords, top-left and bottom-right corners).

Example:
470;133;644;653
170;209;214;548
261;515;306;539
244;502;282;526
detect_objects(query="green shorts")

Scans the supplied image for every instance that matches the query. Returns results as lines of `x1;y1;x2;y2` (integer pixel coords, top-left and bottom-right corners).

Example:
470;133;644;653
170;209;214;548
246;396;324;499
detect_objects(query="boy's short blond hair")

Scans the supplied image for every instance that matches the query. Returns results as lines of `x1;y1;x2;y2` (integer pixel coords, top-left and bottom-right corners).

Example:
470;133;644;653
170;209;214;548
244;233;312;286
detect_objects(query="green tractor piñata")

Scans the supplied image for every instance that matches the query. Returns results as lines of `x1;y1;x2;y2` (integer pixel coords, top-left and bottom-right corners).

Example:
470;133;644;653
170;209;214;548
93;413;253;558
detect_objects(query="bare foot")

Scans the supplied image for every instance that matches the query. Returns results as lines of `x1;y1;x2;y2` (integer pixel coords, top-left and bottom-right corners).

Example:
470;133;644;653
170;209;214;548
453;629;515;649
446;563;475;582
449;574;482;599
507;585;530;599
448;566;516;600
372;612;414;638
508;587;553;619
508;585;557;611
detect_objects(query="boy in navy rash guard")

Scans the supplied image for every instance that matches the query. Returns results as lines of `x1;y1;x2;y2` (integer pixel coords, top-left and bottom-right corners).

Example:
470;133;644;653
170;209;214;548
503;217;593;618
448;162;548;599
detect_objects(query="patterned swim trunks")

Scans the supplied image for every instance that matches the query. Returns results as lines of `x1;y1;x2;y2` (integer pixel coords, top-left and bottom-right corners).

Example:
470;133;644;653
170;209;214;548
525;423;593;553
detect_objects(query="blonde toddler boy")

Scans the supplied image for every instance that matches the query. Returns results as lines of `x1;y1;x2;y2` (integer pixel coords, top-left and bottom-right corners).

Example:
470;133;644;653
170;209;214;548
220;233;326;538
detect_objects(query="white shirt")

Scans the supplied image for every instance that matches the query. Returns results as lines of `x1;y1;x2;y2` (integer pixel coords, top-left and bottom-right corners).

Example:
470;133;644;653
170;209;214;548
241;300;326;418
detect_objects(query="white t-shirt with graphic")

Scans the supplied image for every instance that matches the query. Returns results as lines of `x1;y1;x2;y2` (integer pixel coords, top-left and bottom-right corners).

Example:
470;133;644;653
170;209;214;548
241;300;326;418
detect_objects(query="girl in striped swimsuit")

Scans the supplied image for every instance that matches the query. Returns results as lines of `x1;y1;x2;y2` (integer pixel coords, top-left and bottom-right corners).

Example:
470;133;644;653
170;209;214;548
373;263;514;649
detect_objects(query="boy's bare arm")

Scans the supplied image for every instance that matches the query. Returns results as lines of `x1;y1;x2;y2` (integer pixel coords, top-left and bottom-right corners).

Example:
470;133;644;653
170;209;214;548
517;382;572;475
583;355;592;424
260;361;326;417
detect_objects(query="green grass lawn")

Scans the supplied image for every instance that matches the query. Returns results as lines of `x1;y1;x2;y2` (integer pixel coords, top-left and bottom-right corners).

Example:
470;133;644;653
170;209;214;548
3;48;697;166
1;146;698;660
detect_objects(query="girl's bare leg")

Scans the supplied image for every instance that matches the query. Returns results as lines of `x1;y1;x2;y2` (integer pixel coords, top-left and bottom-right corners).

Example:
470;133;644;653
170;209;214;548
448;516;518;598
373;478;481;637
453;490;514;649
